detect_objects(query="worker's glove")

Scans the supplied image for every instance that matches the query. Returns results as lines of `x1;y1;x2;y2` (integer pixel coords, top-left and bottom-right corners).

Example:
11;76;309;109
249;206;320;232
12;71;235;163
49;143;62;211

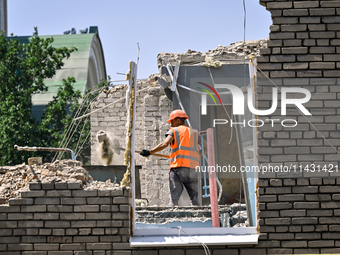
140;149;151;157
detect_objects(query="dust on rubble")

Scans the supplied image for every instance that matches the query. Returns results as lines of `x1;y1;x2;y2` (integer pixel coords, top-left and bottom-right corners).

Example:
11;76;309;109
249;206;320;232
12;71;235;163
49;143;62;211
0;160;120;202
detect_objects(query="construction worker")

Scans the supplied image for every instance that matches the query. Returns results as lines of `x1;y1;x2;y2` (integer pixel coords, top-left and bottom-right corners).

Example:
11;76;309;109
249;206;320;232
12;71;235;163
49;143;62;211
140;109;200;206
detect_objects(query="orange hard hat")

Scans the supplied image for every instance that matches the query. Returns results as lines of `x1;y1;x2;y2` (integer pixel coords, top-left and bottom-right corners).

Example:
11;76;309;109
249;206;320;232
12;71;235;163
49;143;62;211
167;110;188;123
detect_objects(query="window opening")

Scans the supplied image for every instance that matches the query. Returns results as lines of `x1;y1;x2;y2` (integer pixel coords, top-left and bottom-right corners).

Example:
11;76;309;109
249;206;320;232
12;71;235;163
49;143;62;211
132;61;258;236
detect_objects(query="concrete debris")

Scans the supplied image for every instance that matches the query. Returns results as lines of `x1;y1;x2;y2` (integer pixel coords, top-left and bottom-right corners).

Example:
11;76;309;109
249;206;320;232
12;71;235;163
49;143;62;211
202;56;222;68
230;203;247;215
28;157;42;165
136;206;230;225
229;203;248;227
92;79;158;102
230;210;249;227
99;84;127;95
157;39;268;68
135;205;247;227
98;80;152;96
135;198;149;207
0;160;119;202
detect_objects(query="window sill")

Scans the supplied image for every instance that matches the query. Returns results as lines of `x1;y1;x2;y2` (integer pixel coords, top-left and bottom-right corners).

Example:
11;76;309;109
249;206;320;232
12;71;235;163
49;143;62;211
130;233;258;247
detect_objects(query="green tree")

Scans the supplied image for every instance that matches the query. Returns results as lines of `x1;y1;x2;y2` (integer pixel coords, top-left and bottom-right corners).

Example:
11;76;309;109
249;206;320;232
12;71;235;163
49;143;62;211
0;28;83;165
40;77;106;164
38;77;82;162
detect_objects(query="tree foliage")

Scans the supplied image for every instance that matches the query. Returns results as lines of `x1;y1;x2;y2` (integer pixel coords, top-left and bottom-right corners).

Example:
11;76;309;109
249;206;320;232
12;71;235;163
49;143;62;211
40;77;106;164
0;28;101;165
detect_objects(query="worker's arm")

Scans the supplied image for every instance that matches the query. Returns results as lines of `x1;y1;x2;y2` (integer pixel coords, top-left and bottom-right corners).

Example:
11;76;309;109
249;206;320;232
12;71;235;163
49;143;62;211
150;135;173;154
140;132;173;157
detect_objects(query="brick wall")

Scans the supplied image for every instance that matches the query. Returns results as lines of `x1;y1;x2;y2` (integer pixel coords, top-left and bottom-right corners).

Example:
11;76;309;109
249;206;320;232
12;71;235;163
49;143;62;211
0;184;249;255
91;81;173;206
91;82;148;166
141;87;173;206
3;178;340;254
0;182;131;255
255;0;340;254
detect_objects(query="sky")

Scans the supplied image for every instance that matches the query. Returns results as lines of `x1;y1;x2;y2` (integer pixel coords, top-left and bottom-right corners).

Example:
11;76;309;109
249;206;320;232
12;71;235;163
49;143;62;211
8;0;272;81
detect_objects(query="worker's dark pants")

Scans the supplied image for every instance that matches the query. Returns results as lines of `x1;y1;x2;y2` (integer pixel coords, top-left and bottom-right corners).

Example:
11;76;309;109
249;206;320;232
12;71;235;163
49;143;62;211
169;167;198;206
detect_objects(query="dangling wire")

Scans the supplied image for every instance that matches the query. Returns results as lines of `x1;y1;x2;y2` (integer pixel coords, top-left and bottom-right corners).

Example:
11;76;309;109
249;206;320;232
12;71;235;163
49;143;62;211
239;0;247;225
137;43;140;65
51;90;90;162
57;94;99;160
75;127;91;157
177;227;211;255
73;87;149;121
74;115;90;156
52;85;101;162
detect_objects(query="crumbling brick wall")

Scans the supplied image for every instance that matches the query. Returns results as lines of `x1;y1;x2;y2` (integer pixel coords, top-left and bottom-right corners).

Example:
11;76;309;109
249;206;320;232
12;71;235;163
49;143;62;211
90;82;148;166
141;86;173;206
91;81;173;206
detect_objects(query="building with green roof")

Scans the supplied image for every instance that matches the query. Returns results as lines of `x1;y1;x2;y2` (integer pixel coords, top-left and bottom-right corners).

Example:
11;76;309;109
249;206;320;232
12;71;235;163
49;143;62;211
8;26;107;119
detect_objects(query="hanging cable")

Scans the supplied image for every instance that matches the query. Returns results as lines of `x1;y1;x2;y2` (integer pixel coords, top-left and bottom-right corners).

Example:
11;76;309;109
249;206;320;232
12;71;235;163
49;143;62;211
73;87;149;121
56;95;98;160
75;127;91;157
137;43;140;65
176;227;211;255
51;90;91;162
74;115;90;156
52;87;99;162
239;0;247;227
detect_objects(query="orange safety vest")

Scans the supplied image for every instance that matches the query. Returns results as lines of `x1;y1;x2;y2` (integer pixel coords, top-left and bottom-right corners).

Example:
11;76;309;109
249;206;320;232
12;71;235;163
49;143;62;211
169;125;200;169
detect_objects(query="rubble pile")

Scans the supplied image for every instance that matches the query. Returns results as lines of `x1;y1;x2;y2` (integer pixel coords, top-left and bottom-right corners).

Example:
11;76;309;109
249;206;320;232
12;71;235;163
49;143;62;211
157;39;268;67
97;80;152;96
0;160;118;202
99;84;127;95
136;206;227;225
135;204;248;227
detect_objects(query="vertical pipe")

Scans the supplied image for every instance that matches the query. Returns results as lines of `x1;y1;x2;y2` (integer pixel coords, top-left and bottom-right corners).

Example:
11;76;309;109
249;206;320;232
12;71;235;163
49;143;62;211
207;128;219;227
201;134;209;198
198;134;204;206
